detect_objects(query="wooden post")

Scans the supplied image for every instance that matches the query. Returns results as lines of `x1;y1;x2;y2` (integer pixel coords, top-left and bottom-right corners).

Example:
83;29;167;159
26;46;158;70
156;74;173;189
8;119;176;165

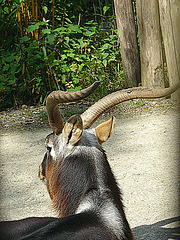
158;0;180;102
113;0;140;87
136;0;165;88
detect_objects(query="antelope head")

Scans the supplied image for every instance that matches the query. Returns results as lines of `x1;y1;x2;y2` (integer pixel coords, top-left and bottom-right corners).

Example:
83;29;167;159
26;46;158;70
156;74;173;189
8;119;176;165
39;81;179;216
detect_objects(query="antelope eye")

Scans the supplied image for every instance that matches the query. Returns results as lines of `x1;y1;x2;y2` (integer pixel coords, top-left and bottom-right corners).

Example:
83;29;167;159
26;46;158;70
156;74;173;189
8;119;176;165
47;146;52;152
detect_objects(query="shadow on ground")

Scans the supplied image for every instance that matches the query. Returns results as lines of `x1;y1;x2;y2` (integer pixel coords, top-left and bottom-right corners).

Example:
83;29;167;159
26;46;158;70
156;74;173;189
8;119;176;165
132;216;180;240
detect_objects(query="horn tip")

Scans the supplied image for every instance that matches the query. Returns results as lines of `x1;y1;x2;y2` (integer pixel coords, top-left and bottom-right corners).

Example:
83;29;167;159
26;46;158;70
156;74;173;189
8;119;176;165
94;80;101;88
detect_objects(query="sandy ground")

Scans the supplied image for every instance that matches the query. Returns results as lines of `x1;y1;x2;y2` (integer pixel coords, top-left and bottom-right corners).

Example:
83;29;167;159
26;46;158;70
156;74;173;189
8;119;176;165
0;100;180;239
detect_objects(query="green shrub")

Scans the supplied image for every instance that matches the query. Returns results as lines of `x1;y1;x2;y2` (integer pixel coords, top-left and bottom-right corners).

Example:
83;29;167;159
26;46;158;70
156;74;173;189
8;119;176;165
0;1;125;110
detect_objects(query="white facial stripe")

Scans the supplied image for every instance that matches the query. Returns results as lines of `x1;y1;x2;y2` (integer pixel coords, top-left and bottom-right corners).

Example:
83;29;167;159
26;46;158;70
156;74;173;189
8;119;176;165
50;146;56;159
45;140;56;159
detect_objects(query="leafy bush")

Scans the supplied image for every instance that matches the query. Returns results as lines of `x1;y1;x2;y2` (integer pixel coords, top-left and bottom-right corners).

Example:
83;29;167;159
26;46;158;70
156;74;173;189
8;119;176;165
0;0;124;110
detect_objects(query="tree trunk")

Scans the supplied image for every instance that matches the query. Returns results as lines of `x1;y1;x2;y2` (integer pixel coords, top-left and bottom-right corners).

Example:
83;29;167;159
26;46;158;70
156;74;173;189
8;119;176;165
158;0;180;103
136;0;165;88
113;0;140;87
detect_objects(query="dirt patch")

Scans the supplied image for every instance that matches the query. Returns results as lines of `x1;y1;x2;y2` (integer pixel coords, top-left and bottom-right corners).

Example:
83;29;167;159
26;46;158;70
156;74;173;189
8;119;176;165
0;98;180;239
0;98;178;130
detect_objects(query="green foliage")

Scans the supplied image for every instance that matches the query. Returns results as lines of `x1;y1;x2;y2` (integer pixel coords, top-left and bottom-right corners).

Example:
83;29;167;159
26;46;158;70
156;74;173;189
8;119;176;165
129;99;145;108
0;0;125;110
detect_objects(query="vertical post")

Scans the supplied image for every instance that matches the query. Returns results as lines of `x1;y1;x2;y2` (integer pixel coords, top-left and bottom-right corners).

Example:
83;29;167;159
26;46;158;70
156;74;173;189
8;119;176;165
113;0;140;87
158;0;180;102
136;0;165;88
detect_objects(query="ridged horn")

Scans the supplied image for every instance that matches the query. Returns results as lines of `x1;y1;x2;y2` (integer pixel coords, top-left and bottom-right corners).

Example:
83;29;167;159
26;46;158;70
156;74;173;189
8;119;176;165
46;81;100;134
81;82;180;129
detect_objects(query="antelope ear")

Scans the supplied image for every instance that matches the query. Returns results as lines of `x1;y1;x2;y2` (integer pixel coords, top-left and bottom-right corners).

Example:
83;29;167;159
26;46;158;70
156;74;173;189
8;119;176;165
95;116;115;144
62;114;83;147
